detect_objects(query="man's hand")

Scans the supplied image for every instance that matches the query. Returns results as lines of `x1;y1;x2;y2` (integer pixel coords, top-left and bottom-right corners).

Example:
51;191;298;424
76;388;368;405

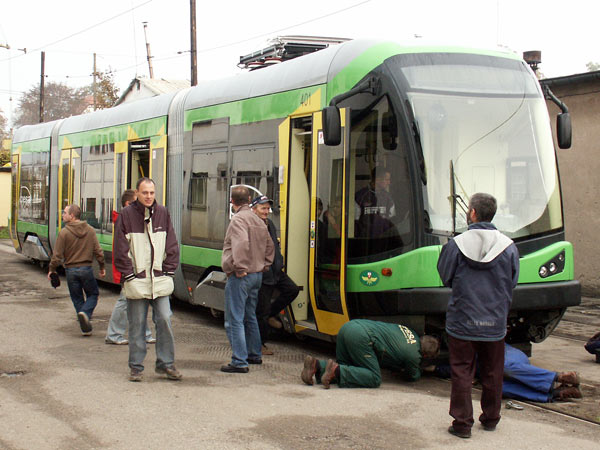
99;268;106;278
47;272;54;280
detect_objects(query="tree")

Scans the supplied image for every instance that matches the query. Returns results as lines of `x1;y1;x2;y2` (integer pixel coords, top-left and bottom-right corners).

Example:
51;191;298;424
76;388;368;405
14;82;89;127
92;70;120;109
586;61;600;72
0;109;8;166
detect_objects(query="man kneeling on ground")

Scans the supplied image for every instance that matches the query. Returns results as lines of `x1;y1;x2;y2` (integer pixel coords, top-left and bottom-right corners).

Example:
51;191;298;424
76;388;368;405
301;319;440;388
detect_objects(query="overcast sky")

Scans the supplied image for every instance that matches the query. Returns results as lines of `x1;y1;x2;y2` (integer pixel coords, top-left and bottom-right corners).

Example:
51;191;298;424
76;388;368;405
1;0;597;129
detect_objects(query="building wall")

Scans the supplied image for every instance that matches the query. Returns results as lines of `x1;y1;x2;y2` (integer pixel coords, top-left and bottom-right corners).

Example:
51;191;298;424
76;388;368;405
545;77;600;296
0;170;10;227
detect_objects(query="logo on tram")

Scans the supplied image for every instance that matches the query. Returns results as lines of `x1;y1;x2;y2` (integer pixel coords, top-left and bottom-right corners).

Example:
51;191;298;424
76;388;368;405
359;270;379;286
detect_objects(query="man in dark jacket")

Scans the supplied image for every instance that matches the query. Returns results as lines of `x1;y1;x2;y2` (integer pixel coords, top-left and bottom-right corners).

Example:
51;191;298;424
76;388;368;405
251;195;300;355
301;319;440;388
48;204;105;336
114;178;181;382
437;192;520;439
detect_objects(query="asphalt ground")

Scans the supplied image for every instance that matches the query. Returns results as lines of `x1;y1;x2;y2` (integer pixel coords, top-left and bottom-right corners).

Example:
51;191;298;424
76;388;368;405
0;239;599;449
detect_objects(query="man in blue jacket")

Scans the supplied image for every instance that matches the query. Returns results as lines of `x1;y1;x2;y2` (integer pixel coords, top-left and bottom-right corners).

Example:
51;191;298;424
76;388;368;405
437;193;520;439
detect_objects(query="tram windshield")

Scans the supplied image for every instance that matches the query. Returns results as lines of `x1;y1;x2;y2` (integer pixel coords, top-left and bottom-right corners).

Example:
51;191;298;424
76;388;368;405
390;54;562;238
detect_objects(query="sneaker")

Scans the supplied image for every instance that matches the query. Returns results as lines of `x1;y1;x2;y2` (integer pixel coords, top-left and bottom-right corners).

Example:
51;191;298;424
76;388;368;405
261;344;274;355
555;385;583;400
146;337;157;344
155;365;182;380
301;355;317;386
77;312;92;334
220;364;249;373
267;316;283;329
557;371;580;386
321;359;339;389
129;368;143;382
448;426;471;439
105;338;128;345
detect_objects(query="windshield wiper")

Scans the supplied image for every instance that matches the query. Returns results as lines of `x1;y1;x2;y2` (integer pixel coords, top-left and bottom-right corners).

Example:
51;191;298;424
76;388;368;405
449;160;469;235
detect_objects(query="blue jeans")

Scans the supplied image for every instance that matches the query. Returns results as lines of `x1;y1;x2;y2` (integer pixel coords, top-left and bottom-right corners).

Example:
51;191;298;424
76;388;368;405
224;272;262;367
106;289;153;342
503;344;557;402
65;266;99;319
127;296;174;372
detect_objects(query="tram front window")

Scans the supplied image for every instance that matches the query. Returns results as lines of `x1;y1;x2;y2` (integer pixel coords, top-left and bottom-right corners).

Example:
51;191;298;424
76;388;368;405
391;54;562;238
347;96;414;262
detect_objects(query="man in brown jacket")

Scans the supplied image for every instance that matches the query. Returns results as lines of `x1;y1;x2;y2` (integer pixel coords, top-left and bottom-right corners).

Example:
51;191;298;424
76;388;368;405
220;186;274;373
48;204;105;336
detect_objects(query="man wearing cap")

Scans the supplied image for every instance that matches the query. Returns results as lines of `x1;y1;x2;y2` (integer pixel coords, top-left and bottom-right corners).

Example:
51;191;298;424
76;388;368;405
220;186;274;373
251;195;300;355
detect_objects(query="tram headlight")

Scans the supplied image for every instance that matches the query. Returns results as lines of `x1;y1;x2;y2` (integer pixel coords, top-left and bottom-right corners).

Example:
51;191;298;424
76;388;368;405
538;250;566;279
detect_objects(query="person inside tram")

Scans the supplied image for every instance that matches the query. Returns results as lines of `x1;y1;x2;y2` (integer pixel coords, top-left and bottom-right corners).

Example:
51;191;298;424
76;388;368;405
354;166;396;238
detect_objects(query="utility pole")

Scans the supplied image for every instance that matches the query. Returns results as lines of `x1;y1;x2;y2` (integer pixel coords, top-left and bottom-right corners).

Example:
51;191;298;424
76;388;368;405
143;22;154;79
39;51;45;123
92;53;98;110
190;0;197;86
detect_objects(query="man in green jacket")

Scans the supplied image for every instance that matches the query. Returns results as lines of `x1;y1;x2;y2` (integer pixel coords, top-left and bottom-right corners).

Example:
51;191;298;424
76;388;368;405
301;319;440;388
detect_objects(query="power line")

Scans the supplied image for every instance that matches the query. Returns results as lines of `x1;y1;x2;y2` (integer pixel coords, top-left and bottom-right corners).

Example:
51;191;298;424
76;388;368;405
0;0;154;63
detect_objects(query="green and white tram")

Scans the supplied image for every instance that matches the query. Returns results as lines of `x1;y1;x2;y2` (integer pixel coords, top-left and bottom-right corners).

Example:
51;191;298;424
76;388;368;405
10;39;580;350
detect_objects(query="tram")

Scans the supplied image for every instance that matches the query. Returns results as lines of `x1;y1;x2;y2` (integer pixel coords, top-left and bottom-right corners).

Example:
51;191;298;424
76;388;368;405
9;39;580;350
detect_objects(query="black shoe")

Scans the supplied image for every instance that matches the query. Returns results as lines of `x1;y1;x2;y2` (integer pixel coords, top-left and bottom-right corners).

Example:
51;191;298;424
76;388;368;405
220;364;249;373
448;426;471;439
482;424;496;432
77;312;92;333
247;358;262;365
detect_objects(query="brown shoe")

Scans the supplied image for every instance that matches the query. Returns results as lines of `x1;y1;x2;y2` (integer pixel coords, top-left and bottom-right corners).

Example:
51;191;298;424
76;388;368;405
301;355;317;385
155;365;182;380
267;316;283;329
555;385;583;400
129;368;143;382
261;345;274;355
557;371;580;386
321;359;339;389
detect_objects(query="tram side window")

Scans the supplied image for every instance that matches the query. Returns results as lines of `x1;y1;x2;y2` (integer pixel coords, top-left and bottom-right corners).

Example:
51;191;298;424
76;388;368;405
188;150;227;242
18;156;33;221
231;145;277;232
81;144;114;231
348;96;413;260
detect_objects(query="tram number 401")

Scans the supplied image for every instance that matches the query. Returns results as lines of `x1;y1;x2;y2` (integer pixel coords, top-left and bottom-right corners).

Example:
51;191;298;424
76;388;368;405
300;93;311;107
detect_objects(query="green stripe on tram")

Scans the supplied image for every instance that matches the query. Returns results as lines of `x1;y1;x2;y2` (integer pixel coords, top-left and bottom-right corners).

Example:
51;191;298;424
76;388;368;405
59;116;167;147
13;138;50;153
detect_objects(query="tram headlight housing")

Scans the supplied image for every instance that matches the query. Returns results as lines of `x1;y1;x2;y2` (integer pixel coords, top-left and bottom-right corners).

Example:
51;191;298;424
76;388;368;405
538;250;566;279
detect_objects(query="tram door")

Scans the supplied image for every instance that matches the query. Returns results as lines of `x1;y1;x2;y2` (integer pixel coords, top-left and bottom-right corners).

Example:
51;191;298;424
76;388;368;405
9;153;20;248
126;138;166;203
58;148;81;230
309;109;350;335
282;110;350;336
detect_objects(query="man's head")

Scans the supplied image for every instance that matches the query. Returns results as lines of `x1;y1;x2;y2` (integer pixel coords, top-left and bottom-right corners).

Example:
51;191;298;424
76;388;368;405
63;204;81;223
371;167;391;191
121;189;137;207
136;177;156;207
420;335;441;359
251;195;273;221
231;186;250;209
468;193;497;224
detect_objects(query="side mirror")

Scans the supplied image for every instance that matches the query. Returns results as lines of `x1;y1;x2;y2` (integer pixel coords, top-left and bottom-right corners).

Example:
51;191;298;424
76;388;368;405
557;112;571;149
322;106;341;146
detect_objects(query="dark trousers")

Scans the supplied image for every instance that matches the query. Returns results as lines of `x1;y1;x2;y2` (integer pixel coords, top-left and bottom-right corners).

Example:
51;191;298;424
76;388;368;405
256;272;299;344
448;335;505;432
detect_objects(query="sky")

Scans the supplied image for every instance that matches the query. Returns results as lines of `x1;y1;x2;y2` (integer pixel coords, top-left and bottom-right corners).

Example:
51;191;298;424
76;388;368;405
1;0;597;130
